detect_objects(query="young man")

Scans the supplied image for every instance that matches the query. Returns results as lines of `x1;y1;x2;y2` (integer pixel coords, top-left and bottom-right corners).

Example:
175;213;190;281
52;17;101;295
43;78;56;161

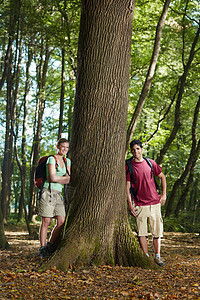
126;139;167;266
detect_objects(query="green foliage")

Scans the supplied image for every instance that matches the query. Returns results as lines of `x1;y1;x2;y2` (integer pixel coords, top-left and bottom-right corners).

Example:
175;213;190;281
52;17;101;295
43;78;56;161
164;209;200;233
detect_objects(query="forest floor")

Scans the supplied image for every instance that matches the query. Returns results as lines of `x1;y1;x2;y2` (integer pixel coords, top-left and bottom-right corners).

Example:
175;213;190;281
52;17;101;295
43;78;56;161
0;224;200;299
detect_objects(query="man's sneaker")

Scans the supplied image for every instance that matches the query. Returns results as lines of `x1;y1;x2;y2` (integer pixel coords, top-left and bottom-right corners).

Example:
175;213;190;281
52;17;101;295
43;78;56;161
154;257;165;267
39;246;47;259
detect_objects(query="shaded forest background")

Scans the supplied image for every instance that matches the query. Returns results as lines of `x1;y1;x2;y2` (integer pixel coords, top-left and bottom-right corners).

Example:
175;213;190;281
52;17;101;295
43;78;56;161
0;0;200;240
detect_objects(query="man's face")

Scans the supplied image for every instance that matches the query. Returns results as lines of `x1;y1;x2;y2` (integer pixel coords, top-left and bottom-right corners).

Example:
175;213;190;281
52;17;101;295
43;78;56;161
131;144;143;161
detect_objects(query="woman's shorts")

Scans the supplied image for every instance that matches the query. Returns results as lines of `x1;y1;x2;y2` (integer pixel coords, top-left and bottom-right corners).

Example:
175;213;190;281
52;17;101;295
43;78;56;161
38;188;66;218
135;203;163;237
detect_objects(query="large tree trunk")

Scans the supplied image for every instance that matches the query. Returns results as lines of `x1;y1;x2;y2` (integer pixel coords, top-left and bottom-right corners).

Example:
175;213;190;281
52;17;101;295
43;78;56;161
44;0;157;271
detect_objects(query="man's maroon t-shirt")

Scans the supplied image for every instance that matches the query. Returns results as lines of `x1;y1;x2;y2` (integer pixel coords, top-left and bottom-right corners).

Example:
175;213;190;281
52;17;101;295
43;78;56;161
126;159;162;206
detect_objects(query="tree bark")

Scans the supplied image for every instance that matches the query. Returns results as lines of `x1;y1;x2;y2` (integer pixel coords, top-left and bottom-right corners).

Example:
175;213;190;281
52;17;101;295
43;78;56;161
0;164;9;249
43;0;157;271
14;45;32;234
0;208;9;249
126;0;171;152
1;0;20;223
1;40;14;223
28;41;51;221
13;35;23;221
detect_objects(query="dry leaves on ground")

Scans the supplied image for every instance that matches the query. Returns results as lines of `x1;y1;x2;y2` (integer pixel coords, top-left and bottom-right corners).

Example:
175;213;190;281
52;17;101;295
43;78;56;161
0;225;200;299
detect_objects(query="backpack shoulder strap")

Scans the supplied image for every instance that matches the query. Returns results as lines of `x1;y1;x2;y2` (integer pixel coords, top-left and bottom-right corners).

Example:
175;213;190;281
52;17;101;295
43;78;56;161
63;157;70;176
143;157;153;177
126;156;136;183
48;155;58;168
144;157;161;193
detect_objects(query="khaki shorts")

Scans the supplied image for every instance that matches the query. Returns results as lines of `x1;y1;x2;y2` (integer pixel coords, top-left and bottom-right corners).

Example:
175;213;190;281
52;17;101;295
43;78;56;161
135;203;163;237
38;188;66;218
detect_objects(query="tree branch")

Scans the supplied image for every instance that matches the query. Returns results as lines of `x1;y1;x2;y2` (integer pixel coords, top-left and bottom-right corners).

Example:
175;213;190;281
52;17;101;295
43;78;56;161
126;0;171;151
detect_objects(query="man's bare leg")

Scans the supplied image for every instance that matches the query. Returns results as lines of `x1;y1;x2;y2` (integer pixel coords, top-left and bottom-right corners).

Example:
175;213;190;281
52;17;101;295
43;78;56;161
138;236;149;255
152;237;161;255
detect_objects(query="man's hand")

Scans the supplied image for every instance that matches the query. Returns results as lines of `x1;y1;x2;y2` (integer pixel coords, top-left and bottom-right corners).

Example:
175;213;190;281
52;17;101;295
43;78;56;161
158;172;167;206
126;181;138;217
159;193;166;206
128;204;138;217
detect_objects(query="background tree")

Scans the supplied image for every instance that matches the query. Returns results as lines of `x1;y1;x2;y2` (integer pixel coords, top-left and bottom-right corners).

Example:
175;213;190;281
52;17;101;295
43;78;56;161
126;0;171;151
1;0;20;223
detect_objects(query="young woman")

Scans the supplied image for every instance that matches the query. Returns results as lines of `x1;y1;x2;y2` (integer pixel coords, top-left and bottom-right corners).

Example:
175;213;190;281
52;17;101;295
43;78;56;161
38;138;71;259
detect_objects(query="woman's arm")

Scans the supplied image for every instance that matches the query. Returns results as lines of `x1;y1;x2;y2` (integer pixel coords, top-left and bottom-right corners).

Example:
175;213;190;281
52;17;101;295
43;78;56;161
48;163;70;185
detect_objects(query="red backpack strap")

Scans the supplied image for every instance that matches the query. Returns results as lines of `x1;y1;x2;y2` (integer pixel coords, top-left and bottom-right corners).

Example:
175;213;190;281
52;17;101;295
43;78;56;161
63;156;67;167
63;157;70;176
50;155;58;169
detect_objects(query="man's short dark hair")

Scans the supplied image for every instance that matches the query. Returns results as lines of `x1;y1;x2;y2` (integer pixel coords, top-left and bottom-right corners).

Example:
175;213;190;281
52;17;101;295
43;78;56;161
130;139;143;150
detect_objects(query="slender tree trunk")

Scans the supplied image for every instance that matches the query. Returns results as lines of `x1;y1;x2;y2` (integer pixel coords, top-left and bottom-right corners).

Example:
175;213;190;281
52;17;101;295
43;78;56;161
0;208;9;249
165;96;200;217
1;40;13;223
57;3;77;140
59;0;77;77
0;39;10;92
156;23;200;165
28;42;51;221
67;82;74;141
0;164;9;249
126;0;171;152
1;0;20;223
192;177;199;227
58;47;65;139
44;0;157;271
14;45;32;233
175;140;200;217
12;34;23;221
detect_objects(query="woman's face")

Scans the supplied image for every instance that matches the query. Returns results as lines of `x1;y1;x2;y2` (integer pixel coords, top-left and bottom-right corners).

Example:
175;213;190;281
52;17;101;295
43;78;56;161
57;142;69;156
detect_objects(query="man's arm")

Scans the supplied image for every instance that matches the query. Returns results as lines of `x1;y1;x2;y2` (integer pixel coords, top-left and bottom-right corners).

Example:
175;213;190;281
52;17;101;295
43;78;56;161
126;181;138;217
157;172;167;206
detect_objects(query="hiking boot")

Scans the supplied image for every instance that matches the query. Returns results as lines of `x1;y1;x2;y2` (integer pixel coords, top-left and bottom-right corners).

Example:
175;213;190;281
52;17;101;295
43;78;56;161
39;246;47;259
154;257;165;267
46;242;56;256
